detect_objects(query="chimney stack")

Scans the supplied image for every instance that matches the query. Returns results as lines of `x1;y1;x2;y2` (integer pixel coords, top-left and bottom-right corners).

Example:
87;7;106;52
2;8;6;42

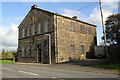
72;16;77;19
31;4;38;10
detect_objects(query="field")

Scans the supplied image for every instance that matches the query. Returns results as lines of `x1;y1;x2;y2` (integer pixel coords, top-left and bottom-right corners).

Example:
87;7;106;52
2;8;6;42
0;60;16;64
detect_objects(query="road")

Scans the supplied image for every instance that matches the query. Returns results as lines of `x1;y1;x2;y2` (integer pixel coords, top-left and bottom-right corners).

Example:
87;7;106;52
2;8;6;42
2;64;119;79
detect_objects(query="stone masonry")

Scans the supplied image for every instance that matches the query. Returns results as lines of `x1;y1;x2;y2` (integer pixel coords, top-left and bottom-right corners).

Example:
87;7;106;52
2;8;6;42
17;5;97;64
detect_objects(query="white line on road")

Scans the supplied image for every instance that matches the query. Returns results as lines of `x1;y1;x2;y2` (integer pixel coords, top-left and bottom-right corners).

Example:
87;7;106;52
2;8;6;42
18;70;39;76
3;68;12;71
51;77;64;80
51;77;56;79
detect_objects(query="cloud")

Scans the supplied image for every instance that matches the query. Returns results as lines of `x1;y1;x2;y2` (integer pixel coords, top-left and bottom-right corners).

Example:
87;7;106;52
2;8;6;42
15;16;24;21
60;8;84;20
60;2;117;26
84;2;117;25
0;23;18;52
102;2;118;11
84;7;113;25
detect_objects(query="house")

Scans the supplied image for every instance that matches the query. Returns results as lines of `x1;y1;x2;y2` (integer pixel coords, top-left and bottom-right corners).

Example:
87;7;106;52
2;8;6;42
17;5;97;64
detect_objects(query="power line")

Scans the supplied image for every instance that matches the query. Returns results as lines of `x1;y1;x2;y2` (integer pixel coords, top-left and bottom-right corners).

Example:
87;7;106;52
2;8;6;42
69;2;98;15
77;2;98;11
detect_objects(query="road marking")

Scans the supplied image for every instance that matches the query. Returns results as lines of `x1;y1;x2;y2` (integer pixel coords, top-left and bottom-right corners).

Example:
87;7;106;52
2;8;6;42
51;77;64;80
51;77;56;79
18;70;39;76
27;72;39;75
18;70;27;73
3;68;12;71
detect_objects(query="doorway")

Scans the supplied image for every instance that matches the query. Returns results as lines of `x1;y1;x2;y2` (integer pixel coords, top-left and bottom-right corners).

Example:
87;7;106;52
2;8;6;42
38;44;42;63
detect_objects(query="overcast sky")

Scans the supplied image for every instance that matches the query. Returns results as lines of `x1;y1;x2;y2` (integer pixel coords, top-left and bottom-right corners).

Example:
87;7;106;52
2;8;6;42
0;0;119;52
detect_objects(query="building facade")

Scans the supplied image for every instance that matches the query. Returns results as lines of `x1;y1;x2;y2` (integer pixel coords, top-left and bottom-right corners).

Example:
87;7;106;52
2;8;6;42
17;5;97;64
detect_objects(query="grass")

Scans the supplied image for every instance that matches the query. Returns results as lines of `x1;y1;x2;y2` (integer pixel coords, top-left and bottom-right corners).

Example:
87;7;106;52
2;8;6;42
92;63;120;72
0;60;16;64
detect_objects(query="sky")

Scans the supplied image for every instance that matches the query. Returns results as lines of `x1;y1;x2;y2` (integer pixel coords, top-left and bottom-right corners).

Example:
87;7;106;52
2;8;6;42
0;1;119;52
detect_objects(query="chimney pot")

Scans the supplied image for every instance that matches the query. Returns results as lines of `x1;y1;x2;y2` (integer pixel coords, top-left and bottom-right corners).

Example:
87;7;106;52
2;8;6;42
31;4;38;9
72;16;77;19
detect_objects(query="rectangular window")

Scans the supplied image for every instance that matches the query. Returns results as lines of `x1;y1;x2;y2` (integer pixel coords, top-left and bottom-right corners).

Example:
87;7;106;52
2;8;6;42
37;23;41;34
19;29;21;38
26;46;30;57
27;28;30;37
32;25;35;35
70;22;75;31
70;44;76;53
80;25;85;33
22;29;25;38
21;47;25;57
30;45;35;57
80;45;85;54
44;21;48;32
88;27;92;35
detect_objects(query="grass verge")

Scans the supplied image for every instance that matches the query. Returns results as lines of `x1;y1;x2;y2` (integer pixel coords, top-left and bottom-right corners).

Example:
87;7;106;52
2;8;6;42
92;63;120;72
0;60;16;64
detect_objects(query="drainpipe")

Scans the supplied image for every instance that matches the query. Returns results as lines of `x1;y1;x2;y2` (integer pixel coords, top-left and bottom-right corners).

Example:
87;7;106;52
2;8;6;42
37;48;39;63
55;14;58;63
45;34;52;64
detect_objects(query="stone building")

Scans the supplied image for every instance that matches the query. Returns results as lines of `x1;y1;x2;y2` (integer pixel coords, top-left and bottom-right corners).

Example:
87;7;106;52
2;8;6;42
17;5;97;64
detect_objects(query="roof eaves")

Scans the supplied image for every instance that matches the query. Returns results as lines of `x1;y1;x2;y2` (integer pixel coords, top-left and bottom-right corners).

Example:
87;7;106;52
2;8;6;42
54;13;97;27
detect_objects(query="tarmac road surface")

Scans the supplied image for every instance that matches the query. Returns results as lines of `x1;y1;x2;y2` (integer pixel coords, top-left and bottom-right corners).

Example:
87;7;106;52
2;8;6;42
2;64;119;79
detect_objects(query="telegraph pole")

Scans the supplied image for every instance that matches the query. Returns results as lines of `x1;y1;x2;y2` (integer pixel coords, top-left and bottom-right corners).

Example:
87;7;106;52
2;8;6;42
99;0;108;59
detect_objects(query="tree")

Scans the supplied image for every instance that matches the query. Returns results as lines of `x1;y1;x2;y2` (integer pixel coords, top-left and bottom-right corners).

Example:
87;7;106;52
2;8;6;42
105;14;120;45
2;49;5;54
